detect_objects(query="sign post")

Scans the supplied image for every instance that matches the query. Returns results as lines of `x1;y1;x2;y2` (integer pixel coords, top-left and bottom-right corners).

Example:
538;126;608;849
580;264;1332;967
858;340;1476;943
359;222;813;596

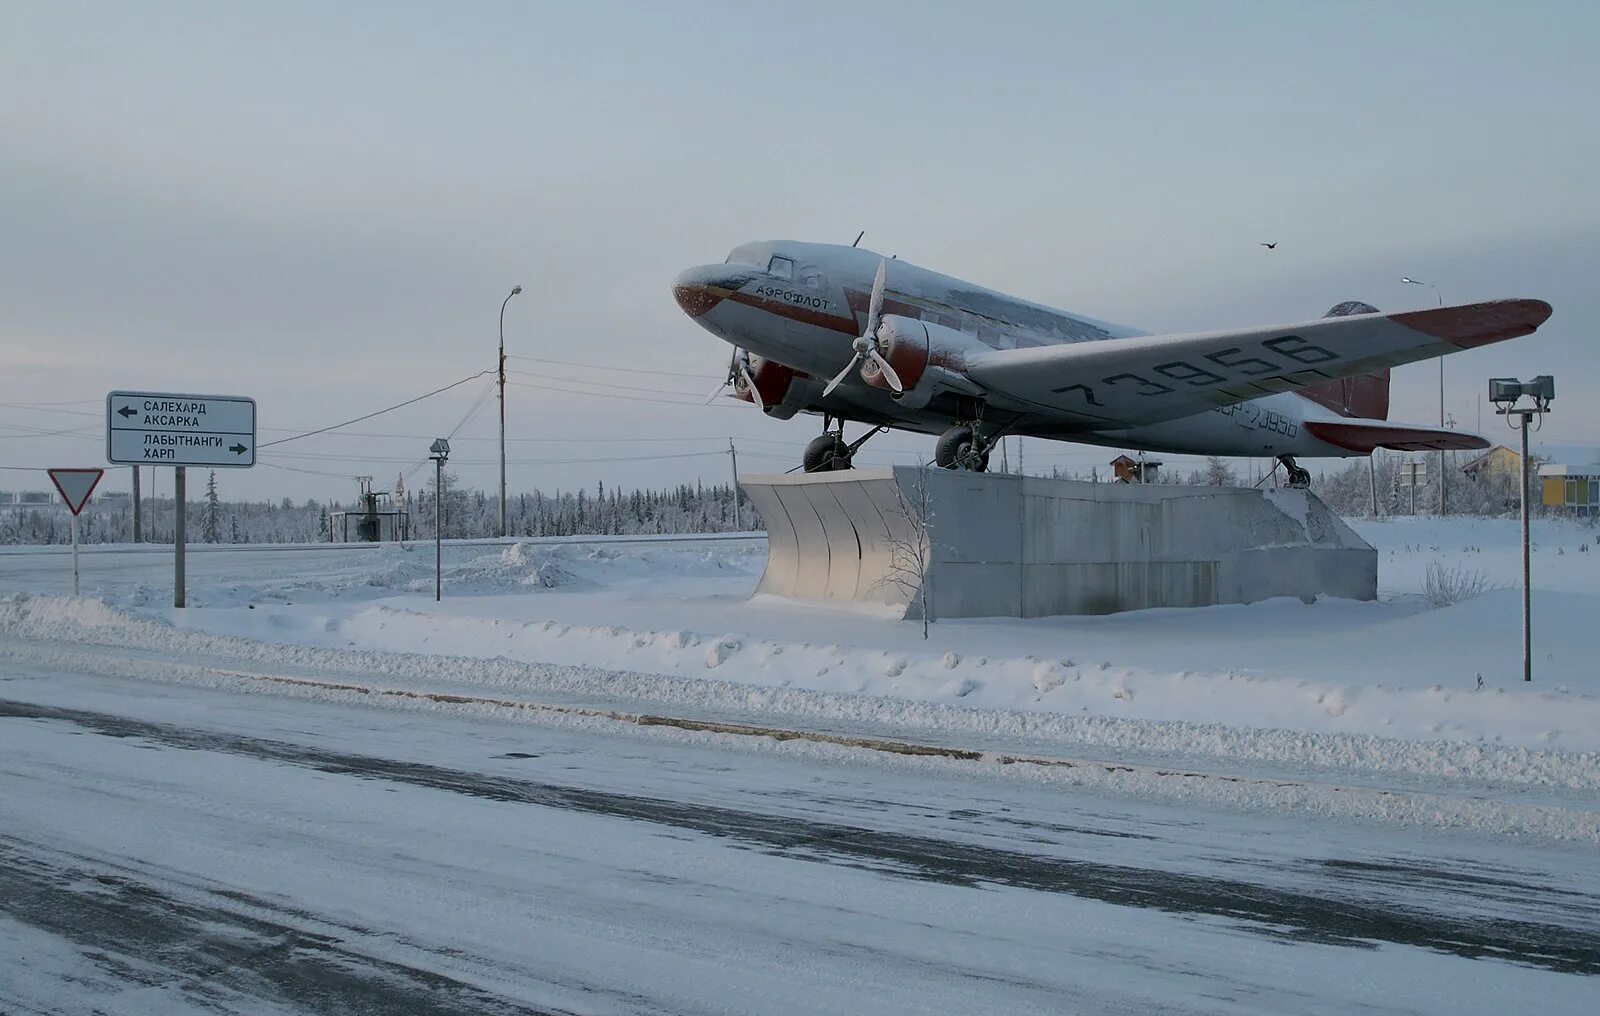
47;468;105;596
106;391;256;608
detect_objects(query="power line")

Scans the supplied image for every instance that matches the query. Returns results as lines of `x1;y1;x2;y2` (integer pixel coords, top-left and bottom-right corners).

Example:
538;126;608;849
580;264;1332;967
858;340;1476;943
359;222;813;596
504;354;718;380
0;422;101;439
0;403;100;418
255;460;375;479
506;378;740;409
258;371;494;449
505;368;712;399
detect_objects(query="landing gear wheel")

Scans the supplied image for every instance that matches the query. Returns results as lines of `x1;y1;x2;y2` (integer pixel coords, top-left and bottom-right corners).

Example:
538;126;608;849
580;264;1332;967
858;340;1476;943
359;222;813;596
803;433;852;472
1277;455;1311;488
935;426;989;471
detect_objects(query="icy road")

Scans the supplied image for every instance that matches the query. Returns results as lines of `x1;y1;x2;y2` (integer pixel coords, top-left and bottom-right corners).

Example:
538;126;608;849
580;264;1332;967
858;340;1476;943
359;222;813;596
3;662;1597;1015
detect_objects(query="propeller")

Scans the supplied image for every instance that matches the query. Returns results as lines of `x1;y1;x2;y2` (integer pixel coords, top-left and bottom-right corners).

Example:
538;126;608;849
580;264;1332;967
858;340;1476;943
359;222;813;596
823;259;903;397
705;348;765;410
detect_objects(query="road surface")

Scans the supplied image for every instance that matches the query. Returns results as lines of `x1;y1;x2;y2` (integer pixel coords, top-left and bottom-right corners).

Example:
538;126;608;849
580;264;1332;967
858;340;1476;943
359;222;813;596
1;659;1595;1014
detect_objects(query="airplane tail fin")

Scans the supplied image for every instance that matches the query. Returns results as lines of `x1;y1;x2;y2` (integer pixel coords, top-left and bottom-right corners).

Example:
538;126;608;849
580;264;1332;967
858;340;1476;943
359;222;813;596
1298;301;1391;420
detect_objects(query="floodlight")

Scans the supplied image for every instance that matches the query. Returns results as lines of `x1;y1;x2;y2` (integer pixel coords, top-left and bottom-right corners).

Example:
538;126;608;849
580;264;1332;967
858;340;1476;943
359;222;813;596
1489;377;1523;408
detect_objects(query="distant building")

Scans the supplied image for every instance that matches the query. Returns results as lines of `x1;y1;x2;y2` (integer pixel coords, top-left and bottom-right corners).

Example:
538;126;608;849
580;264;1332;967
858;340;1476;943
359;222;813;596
1539;461;1600;513
1462;445;1521;481
1110;454;1162;483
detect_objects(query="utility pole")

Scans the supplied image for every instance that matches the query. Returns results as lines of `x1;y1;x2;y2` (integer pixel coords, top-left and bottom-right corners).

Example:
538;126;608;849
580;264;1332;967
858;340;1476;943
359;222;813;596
1368;455;1378;517
1402;277;1445;514
728;438;741;530
131;466;141;543
1439;356;1447;515
498;284;522;539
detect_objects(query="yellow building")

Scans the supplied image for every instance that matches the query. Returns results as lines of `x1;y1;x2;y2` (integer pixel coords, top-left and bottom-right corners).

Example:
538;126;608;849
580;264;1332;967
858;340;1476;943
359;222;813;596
1539;462;1600;511
1462;445;1522;481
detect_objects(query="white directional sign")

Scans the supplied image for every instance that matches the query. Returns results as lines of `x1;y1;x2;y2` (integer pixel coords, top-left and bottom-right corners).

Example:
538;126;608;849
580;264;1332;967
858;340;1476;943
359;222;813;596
106;391;257;468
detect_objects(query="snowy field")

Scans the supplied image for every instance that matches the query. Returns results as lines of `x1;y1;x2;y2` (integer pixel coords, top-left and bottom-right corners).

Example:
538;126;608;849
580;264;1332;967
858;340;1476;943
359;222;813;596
2;518;1598;1012
4;518;1597;774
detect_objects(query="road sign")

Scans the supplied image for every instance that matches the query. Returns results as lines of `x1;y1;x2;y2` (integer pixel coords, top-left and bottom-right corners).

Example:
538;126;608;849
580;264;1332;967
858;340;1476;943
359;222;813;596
1399;462;1427;486
106;391;257;468
48;468;104;516
48;467;104;596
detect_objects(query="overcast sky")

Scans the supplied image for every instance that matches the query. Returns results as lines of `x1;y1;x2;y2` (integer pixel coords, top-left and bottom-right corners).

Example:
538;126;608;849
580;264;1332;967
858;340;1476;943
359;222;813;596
3;0;1596;502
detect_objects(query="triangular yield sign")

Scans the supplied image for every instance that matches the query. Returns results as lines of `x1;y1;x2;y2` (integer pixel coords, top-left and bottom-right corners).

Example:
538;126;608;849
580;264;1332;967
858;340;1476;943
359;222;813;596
48;468;105;516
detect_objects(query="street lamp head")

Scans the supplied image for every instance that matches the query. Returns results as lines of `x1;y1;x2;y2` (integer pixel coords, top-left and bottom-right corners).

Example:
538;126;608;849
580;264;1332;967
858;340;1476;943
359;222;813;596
429;437;450;459
510;285;522;296
1401;277;1421;285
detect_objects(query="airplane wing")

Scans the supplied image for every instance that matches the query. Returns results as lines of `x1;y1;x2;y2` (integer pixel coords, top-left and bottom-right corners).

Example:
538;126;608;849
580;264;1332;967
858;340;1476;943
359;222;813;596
963;299;1552;428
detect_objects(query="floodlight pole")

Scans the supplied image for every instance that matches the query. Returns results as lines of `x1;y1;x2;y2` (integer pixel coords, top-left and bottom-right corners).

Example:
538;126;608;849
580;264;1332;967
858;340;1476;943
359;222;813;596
435;456;444;601
498;285;522;540
1518;411;1531;683
1493;375;1554;683
430;437;450;601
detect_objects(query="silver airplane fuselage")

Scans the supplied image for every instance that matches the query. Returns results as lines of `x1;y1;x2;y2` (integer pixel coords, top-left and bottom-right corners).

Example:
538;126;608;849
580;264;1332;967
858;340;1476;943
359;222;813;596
672;240;1380;459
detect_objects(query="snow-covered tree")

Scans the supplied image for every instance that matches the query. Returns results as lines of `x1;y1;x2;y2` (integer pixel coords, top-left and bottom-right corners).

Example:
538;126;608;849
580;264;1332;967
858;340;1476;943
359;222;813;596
202;471;222;543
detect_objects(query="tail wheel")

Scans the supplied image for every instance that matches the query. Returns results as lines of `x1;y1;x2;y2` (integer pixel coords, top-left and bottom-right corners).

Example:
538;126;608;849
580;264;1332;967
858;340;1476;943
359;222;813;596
803;434;852;472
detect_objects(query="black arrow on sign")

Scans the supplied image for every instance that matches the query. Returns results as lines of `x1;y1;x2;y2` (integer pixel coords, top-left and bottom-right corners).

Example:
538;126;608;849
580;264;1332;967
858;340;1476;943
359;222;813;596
117;406;136;418
229;444;248;455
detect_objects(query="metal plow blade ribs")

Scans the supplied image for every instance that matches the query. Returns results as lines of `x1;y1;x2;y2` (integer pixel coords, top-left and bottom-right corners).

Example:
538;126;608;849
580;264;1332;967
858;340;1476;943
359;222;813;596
740;467;927;614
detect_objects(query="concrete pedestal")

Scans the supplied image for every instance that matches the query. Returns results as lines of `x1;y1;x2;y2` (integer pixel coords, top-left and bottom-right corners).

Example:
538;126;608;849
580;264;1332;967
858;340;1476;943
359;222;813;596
740;467;1376;619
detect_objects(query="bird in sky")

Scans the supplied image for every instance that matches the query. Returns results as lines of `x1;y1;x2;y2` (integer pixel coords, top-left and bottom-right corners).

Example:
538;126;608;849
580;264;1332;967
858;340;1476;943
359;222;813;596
1259;242;1278;250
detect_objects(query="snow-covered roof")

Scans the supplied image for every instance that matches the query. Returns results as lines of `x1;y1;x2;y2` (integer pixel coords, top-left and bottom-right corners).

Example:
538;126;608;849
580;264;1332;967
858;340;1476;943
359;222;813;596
1538;461;1600;477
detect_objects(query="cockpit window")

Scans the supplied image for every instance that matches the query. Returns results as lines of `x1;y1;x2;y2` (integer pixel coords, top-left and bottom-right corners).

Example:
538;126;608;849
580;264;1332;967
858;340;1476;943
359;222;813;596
767;255;794;280
799;265;827;290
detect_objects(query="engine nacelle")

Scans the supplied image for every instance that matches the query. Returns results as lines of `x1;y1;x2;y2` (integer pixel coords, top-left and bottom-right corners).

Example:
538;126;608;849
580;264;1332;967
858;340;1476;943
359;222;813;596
862;316;990;407
735;353;816;419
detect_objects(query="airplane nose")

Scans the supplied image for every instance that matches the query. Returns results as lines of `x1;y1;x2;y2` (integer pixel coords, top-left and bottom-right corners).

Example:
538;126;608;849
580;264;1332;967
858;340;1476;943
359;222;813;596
672;265;753;318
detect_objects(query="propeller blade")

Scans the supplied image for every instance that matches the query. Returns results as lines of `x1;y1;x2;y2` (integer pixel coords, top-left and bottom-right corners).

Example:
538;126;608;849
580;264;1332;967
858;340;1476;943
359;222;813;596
706;350;741;404
865;259;887;337
736;360;765;411
823;352;863;397
869;350;904;393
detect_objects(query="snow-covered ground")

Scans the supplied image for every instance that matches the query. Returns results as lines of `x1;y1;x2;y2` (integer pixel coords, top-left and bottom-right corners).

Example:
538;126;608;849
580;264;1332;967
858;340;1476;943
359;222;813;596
2;517;1597;830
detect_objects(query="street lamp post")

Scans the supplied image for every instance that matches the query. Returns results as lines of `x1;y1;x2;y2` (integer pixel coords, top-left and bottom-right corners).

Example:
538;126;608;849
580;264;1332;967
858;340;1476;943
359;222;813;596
1403;277;1446;514
499;285;522;539
430;438;450;602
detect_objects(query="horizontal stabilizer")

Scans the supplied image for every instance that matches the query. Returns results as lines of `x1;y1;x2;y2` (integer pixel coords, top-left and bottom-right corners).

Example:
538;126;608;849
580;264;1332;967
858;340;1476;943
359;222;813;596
1303;420;1490;454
